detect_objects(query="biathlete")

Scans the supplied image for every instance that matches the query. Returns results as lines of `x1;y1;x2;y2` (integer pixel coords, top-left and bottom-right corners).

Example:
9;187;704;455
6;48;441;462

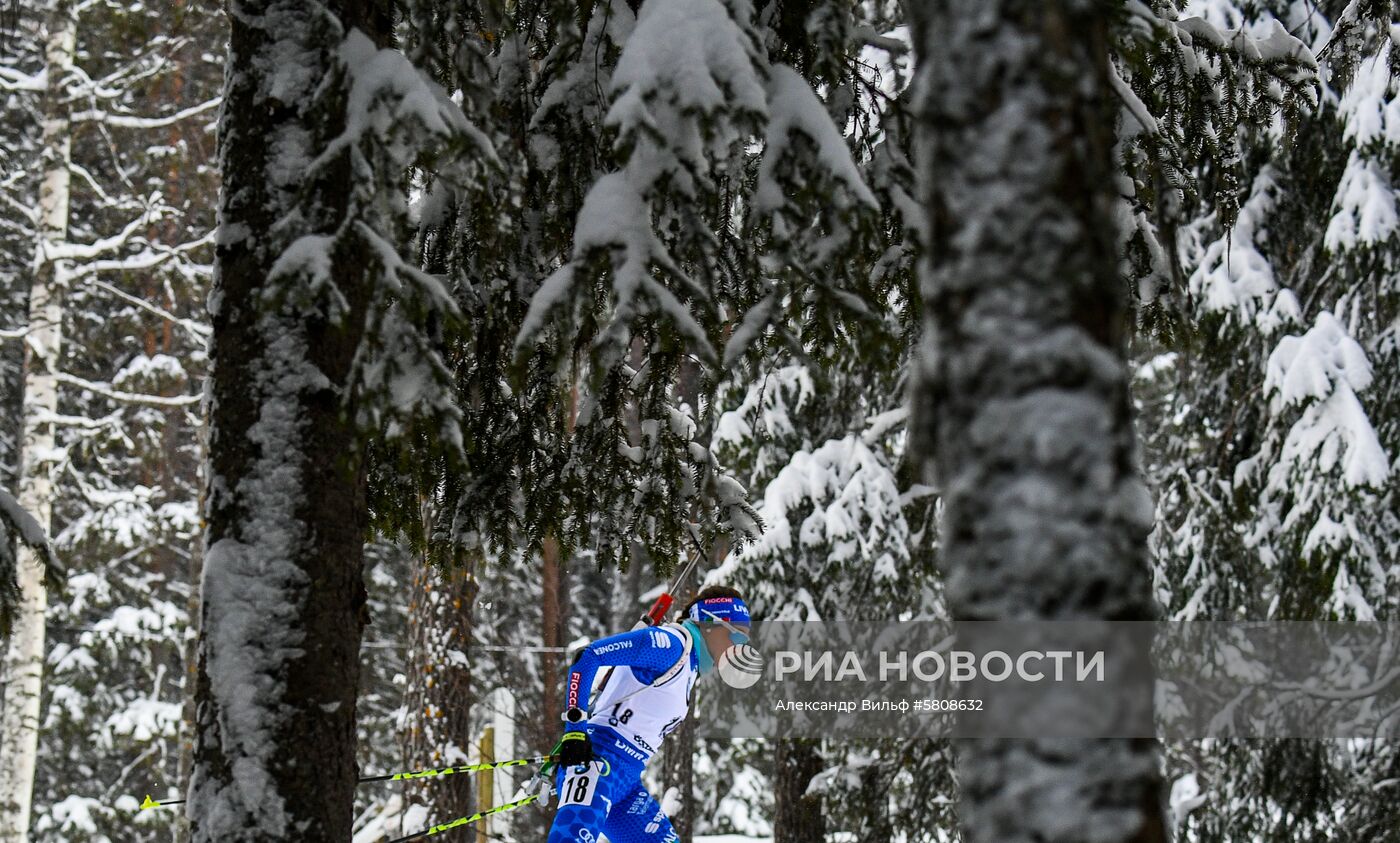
545;585;751;843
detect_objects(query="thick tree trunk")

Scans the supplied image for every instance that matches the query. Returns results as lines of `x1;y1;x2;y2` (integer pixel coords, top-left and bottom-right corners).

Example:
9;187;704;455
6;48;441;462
0;3;74;840
773;738;825;843
188;2;390;840
909;2;1165;842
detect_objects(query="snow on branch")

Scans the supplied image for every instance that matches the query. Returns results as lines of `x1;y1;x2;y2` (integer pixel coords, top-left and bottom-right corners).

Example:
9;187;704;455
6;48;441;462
719;433;908;620
0;65;46;92
66;229;214;278
44;204;159;262
1337;38;1400;147
311;29;495;180
1187;168;1283;321
87;277;212;342
347;221;464;445
754;64;878;215
1115;3;1322;241
519;171;711;361
1108;61;1159;136
605;0;767;167
1326;151;1399;252
1264;311;1390;489
53;371;202;408
70;96;220;129
516;0;766;361
0;488;63;639
0;189;40;226
1325;35;1400;254
854;26;911;56
290;27;491;453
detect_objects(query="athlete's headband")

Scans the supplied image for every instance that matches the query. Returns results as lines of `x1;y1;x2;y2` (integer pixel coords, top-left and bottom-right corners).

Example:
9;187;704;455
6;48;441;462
688;595;750;626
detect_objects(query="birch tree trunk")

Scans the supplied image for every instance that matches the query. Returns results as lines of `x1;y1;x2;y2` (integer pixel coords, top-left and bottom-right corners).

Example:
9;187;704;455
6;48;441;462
0;3;75;839
909;2;1166;841
188;2;389;840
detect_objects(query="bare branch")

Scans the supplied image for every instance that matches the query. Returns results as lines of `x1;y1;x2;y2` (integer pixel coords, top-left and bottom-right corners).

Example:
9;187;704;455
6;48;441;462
45;207;153;262
86;272;212;342
71;97;219;129
53;371;203;407
33;408;124;430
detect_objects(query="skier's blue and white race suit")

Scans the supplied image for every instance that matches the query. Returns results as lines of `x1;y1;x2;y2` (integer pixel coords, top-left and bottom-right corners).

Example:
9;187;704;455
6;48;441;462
547;621;703;843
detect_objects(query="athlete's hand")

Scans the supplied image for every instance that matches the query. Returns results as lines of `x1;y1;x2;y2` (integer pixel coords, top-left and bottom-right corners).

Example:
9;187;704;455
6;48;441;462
556;731;593;768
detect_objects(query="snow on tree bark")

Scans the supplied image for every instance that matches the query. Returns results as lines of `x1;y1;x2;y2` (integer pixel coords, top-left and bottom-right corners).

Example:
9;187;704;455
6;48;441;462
402;545;477;829
0;2;75;840
909;2;1164;842
188;1;415;840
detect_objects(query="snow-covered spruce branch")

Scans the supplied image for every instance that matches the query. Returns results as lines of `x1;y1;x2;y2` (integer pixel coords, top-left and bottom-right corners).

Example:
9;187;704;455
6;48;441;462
1109;61;1159;136
516;0;880;378
0;487;63;637
0;491;58;569
71;96;219;129
52;371;202;407
1117;9;1320;121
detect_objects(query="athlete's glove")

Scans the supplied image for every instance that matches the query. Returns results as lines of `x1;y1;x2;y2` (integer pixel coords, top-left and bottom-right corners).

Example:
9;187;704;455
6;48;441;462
555;730;593;768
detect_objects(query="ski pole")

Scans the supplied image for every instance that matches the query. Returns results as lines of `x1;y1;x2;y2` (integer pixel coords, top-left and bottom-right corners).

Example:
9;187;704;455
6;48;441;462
138;755;557;810
385;793;540;843
640;533;706;627
358;754;556;783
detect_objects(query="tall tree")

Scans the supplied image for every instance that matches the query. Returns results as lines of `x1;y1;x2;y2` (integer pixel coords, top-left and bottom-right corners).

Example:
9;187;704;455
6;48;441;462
909;1;1165;841
189;1;485;839
1;0;219;835
0;2;75;839
1121;2;1398;838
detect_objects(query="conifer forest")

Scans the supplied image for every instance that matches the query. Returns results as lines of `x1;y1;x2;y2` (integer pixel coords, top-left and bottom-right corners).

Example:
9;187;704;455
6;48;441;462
1;0;1399;841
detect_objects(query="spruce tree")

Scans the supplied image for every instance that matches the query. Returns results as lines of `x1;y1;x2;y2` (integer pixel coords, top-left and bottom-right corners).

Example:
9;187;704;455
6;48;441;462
1119;2;1398;838
191;1;486;839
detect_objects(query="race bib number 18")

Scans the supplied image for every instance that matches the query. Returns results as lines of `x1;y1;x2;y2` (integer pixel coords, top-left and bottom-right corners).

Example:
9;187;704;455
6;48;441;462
559;762;602;807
